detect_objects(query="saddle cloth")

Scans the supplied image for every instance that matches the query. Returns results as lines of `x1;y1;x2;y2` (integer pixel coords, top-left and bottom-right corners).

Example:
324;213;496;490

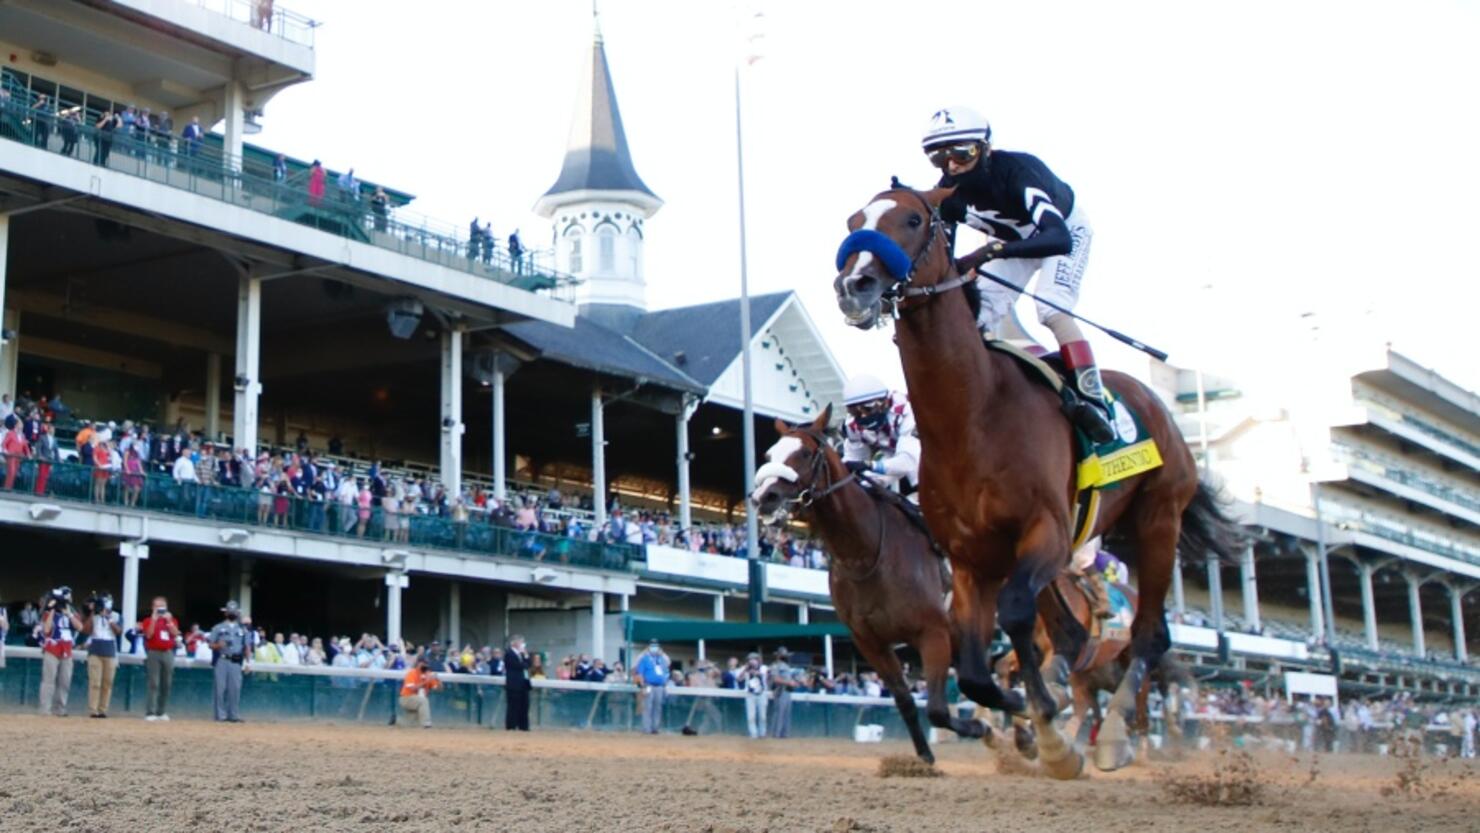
983;339;1164;551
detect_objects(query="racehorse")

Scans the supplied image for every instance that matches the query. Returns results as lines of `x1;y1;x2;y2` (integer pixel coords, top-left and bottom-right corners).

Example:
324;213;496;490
832;184;1243;775
751;407;996;764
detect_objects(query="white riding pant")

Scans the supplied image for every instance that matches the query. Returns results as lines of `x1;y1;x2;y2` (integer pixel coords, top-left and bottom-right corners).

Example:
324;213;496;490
1070;537;1100;574
975;206;1092;336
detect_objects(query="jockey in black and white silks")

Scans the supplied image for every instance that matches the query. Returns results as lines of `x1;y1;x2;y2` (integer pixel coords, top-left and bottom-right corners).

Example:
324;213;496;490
841;374;920;498
922;106;1117;445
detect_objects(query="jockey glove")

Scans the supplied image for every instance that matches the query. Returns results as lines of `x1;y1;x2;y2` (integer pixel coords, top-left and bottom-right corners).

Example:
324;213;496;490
938;195;968;225
843;460;870;475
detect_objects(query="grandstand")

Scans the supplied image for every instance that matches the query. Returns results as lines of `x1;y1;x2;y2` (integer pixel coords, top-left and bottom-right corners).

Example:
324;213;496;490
0;1;1475;705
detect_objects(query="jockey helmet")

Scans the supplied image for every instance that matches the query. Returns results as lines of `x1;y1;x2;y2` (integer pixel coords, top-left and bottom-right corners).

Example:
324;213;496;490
921;106;991;151
843;374;890;407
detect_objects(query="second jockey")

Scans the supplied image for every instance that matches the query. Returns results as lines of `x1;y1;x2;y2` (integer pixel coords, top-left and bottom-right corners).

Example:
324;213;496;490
920;105;1116;445
840;374;920;498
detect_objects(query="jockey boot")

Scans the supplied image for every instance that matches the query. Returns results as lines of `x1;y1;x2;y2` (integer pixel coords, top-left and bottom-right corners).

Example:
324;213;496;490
1058;340;1116;444
1086;571;1114;619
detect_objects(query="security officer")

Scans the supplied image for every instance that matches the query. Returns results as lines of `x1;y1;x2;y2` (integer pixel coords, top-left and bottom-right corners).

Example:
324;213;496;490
208;600;249;722
768;646;799;739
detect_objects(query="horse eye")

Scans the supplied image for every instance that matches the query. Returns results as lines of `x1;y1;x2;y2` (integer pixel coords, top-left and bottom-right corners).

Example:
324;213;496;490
907;214;923;228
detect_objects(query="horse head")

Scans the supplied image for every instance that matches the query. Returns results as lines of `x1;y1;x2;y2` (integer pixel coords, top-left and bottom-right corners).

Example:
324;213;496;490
749;405;840;524
833;185;955;329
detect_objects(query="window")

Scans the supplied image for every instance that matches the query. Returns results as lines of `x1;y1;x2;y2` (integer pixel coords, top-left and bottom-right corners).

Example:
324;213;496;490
628;227;642;277
564;227;583;273
598;226;616;273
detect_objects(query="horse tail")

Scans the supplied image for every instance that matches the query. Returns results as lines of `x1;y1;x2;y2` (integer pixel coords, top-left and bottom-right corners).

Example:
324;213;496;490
1177;479;1246;566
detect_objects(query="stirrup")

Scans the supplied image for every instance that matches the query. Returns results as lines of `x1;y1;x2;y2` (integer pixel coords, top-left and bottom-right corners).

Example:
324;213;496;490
1061;388;1116;444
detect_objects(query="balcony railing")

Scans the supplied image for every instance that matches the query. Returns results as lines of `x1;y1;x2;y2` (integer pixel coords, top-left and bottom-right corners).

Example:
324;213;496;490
0;95;575;300
1354;390;1480;461
0;455;643;572
1319;499;1480;567
177;0;319;49
1332;443;1480;516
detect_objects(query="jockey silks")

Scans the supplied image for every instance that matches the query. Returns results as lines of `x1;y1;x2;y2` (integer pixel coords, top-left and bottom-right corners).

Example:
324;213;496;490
939;150;1076;261
842;391;921;489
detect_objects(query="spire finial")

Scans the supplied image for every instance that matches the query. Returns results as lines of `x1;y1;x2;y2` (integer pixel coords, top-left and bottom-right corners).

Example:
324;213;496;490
593;0;603;44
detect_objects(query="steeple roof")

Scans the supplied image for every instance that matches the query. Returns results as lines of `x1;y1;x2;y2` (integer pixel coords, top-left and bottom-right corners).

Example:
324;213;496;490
536;25;660;215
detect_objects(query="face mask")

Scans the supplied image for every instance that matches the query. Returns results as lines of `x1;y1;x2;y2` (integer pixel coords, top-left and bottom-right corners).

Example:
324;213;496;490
649;646;660;655
225;613;238;621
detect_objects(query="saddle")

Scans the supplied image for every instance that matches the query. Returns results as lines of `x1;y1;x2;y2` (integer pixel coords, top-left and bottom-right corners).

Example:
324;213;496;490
983;339;1165;552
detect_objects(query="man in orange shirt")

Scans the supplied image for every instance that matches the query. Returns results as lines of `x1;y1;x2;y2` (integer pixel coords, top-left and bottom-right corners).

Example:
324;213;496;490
398;654;441;728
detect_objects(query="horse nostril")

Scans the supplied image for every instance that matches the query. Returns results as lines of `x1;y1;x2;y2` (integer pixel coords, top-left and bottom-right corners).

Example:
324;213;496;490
853;275;878;296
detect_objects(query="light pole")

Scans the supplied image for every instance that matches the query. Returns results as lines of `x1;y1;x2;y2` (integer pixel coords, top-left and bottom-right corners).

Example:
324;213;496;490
734;16;763;623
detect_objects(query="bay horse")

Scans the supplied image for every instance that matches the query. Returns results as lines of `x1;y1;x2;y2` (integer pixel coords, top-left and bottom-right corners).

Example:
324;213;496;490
832;185;1243;775
751;406;996;764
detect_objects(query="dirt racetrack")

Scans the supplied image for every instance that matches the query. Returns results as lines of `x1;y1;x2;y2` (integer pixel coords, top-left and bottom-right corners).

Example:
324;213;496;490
0;713;1475;833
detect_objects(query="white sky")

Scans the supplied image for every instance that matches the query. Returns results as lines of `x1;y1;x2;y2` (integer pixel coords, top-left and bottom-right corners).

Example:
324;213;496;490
252;0;1480;397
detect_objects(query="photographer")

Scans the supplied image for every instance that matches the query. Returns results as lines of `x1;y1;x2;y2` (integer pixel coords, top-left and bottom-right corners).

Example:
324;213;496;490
768;647;800;739
395;654;442;728
38;587;83;716
83;592;122;718
138;596;180;721
737;652;768;739
208;600;249;722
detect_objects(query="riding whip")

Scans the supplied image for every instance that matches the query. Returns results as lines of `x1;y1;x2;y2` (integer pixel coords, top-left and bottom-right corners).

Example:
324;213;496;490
968;265;1170;362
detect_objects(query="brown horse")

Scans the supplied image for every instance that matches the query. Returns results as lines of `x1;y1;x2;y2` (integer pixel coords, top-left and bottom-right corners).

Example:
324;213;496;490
751;407;995;764
832;185;1243;775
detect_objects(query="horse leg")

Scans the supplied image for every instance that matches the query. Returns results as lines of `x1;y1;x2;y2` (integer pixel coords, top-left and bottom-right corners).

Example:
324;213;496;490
951;570;1023;717
919;626;989;743
879;662;935;765
997;527;1084;780
1097;511;1178;772
1071;674;1095;753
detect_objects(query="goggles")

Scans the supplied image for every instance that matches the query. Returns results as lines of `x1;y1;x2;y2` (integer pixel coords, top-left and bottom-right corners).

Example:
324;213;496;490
845;398;890;420
925;142;981;170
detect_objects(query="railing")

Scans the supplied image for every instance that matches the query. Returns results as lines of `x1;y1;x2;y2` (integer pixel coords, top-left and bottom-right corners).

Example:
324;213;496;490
0;95;575;299
175;0;318;49
1332;443;1480;515
1354;390;1480;460
1318;498;1480;567
0;455;643;572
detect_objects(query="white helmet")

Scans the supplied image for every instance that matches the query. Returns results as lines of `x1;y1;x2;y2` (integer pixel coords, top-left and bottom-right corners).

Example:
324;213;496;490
921;106;991;150
843;374;891;406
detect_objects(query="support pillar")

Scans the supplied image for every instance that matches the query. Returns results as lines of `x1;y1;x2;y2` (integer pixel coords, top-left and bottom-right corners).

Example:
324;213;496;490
797;604;809;625
1171;556;1186;615
824;633;834;679
592;386;606;529
0;214;17;400
697;639;706;661
591;591;605;662
439;329;464;498
1304;547;1325;641
222;81;245;171
712;594;725;622
236;557;253;619
205;352;222;441
1359;562;1379;651
677;396;696;531
1206;554;1224;631
232;275;262;453
1448;585;1468;664
1404;571;1425;657
119;541;148;625
448;581;461;650
385;570;408;646
1240;545;1260;633
491;356;506;503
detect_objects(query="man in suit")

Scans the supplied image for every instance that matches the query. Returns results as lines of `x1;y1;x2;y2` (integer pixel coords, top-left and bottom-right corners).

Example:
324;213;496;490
503;634;532;731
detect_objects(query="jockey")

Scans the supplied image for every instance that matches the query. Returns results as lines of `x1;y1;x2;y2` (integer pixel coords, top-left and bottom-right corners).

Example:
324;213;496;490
921;106;1116;445
1070;538;1114;619
840;374;920;497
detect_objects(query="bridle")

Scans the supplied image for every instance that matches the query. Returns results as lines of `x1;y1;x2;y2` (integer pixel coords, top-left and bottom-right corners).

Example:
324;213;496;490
769;429;888;583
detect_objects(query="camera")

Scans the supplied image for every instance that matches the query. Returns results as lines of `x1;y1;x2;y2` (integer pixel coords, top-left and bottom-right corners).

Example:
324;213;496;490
86;593;114;615
46;586;73;610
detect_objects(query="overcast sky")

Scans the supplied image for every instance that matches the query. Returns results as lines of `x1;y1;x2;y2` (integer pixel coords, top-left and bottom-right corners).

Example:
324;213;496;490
251;0;1479;398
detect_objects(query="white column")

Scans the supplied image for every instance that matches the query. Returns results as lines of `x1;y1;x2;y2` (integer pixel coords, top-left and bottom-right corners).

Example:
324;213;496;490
1449;585;1468;664
119;541;148;625
1171;556;1186;615
592;387;606;529
0;215;16;400
1240;545;1260;632
448;581;461;649
237;557;253;618
1360;562;1379;651
232;275;262;453
222;81;245;171
1405;572;1425;657
591;591;606;661
798;604;809;625
1206;554;1224;631
824;634;834;679
385;571;408;646
677;398;695;531
205;352;222;441
697;639;706;661
439;329;464;497
712;594;725;622
1305;547;1325;640
492;358;507;503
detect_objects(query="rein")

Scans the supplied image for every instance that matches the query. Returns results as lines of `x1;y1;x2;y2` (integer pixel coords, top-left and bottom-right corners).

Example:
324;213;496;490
781;431;888;583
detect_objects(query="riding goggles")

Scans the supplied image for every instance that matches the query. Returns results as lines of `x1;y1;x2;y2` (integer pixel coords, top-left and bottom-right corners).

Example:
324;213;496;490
846;399;890;421
925;142;981;169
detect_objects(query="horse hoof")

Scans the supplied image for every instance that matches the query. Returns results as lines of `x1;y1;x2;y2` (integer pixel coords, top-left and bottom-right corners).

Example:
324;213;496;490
1094;739;1135;772
919;752;936;766
1040;746;1085;781
1013;724;1038;760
